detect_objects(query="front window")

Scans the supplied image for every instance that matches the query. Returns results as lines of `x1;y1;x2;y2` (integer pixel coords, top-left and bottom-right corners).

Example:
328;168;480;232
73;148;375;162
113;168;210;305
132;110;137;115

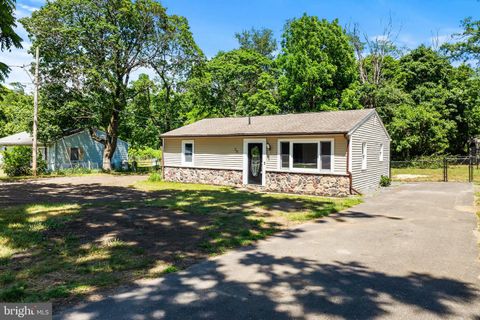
182;141;194;164
292;143;318;169
70;147;79;161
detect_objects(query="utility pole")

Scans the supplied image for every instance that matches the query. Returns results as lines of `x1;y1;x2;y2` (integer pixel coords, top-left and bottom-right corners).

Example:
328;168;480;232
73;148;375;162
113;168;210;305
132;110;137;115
32;46;39;176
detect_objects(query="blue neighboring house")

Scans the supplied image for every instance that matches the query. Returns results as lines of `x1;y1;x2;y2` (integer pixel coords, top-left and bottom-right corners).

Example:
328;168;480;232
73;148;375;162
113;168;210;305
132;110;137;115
0;129;128;170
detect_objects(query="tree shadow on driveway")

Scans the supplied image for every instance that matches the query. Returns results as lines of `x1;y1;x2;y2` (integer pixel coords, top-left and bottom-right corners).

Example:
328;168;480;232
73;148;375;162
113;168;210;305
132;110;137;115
58;252;479;320
0;182;155;206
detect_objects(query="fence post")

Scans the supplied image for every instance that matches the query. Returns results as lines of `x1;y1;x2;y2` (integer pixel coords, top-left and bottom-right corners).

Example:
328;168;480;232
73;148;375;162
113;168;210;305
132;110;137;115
469;156;473;182
443;158;447;182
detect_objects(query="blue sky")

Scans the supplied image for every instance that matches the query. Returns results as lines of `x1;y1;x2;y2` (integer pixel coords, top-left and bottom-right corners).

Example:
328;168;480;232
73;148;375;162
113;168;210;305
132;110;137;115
5;0;480;89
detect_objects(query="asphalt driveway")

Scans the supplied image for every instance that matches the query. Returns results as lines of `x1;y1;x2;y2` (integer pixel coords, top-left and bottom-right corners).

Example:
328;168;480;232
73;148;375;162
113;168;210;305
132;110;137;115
57;182;480;319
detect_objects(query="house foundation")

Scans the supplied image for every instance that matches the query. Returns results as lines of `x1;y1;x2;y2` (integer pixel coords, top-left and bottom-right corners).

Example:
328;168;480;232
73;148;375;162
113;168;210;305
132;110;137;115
164;167;351;197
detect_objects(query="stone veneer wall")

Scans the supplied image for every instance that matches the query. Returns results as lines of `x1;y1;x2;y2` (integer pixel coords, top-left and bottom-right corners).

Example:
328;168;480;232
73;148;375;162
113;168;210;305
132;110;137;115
164;166;350;197
265;172;350;197
164;166;242;186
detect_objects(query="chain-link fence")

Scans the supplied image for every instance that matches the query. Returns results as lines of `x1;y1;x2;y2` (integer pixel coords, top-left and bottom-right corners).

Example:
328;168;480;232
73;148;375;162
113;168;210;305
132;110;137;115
391;156;478;182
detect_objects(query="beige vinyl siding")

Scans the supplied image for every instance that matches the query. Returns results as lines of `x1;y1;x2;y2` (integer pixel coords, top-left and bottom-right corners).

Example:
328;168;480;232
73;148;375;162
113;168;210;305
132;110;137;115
164;137;243;170
350;113;390;193
164;135;348;175
265;135;347;175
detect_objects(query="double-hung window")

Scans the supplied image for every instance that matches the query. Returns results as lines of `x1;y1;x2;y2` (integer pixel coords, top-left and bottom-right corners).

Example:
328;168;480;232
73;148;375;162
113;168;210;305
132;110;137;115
379;143;384;162
182;140;194;165
70;147;80;161
361;142;368;170
278;139;333;172
280;141;290;169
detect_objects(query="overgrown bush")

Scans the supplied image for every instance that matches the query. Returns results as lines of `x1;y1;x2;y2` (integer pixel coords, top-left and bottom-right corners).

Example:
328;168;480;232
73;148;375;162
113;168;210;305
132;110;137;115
129;147;162;160
379;175;391;187
1;146;47;177
148;171;162;182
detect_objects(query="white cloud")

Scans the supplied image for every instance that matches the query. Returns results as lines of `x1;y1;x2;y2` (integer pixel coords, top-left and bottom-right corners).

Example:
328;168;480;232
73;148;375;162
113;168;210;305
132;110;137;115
397;34;419;48
18;4;39;12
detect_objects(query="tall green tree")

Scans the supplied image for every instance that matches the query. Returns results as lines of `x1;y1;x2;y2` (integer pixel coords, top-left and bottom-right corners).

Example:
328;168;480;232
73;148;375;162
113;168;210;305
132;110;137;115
278;15;358;112
235;28;277;58
21;0;199;170
0;84;32;136
186;49;279;121
119;74;161;148
0;0;23;83
443;17;480;66
149;14;204;133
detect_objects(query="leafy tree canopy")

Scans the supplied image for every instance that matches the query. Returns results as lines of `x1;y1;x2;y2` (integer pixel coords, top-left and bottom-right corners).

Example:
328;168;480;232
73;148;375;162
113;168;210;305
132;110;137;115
235;28;277;58
443;17;480;66
278;15;358;112
0;0;23;82
186;48;279;121
21;0;201;169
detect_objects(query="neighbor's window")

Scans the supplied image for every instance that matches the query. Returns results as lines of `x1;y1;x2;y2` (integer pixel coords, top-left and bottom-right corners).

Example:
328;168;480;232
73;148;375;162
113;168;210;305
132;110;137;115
182;140;194;164
70;147;79;161
379;143;384;162
280;141;290;169
320;141;332;170
362;142;368;170
292;143;318;169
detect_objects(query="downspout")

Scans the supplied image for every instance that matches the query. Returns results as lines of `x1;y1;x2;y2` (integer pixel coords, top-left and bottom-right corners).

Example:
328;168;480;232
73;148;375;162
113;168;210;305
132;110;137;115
345;133;361;195
161;138;165;180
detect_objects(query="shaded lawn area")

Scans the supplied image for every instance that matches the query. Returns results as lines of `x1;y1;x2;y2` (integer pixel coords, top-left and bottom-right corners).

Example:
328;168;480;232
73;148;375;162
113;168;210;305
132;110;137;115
0;181;361;305
392;165;480;182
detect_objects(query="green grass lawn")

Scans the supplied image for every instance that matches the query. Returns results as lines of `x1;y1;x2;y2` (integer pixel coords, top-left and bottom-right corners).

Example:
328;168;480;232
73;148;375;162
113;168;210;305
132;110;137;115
392;165;480;182
0;180;361;304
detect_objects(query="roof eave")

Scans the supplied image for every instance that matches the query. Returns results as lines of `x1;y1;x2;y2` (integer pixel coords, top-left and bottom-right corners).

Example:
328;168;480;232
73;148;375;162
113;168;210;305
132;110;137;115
161;131;349;138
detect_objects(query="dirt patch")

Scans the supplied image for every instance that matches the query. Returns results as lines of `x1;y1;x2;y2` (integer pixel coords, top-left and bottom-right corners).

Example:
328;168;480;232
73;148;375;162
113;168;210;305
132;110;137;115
393;174;429;180
0;175;149;207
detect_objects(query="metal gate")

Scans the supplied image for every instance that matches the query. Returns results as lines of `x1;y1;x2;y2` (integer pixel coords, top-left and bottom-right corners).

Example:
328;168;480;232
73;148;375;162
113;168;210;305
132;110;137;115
443;156;475;182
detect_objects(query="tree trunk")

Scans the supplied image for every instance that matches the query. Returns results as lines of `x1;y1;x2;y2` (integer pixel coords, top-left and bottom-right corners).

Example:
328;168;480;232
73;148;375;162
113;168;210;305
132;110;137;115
102;108;120;171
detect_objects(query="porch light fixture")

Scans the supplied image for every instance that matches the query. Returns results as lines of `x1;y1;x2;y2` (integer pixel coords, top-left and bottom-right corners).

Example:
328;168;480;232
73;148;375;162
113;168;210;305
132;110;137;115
266;143;271;151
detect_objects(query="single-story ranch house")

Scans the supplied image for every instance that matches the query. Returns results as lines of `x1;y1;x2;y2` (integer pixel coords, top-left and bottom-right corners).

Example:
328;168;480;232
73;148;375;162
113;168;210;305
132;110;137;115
161;109;390;196
0;129;128;171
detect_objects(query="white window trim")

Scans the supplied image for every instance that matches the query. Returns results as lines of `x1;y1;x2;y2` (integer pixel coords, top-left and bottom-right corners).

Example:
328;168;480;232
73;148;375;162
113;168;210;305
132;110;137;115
361;142;368;170
181;140;194;165
379;143;384;162
243;138;266;186
276;138;335;174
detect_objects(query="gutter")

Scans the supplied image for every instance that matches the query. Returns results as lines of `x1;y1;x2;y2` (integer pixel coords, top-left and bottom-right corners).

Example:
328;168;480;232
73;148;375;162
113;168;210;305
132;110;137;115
160;131;349;139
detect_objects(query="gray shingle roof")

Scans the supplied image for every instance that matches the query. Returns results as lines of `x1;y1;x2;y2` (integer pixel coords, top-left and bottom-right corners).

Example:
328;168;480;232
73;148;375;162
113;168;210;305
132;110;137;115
0;132;37;146
161;109;375;137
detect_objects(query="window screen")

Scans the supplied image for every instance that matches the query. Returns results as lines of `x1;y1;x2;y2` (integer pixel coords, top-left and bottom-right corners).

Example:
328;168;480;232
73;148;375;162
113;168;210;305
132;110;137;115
320;141;332;170
280;142;289;168
184;143;193;163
